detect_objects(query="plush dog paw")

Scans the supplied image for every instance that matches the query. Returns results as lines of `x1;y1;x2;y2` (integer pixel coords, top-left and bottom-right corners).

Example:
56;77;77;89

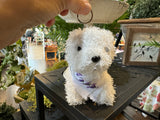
66;94;84;106
95;85;115;106
105;88;116;106
67;98;84;106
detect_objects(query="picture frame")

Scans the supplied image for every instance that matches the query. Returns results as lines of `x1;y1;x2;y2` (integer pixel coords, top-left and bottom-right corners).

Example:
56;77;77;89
123;27;160;66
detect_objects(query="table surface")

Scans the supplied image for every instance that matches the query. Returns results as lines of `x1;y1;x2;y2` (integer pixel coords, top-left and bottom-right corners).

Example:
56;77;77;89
35;55;160;120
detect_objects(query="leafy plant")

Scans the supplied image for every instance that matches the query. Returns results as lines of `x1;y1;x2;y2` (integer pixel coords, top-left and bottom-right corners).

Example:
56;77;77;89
18;89;29;100
132;0;160;19
0;102;16;120
0;39;38;90
46;60;68;72
0;40;26;89
14;69;40;104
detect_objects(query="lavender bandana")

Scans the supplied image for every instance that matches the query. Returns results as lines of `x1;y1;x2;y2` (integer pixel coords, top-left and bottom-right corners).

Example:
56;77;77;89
74;72;97;88
63;67;102;100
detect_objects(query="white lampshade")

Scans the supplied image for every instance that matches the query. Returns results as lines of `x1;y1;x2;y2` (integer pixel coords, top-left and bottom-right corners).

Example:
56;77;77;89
59;0;129;24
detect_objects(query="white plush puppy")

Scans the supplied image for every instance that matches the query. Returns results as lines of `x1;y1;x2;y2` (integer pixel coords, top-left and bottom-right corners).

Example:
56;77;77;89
63;26;116;106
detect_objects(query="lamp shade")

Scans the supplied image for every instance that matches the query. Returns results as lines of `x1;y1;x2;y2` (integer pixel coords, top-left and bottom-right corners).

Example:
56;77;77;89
59;0;129;24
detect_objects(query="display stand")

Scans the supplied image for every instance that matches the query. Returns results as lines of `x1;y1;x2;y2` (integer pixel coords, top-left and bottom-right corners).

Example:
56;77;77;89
45;45;57;61
34;53;160;120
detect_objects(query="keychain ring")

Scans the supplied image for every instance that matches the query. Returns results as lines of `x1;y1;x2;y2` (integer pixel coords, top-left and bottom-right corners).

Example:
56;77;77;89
77;10;93;24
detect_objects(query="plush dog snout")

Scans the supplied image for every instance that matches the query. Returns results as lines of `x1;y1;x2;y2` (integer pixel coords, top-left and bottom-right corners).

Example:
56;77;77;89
91;56;101;63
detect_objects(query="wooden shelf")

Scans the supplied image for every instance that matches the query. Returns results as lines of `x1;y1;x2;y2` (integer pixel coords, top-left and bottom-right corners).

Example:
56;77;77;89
118;17;160;24
12;111;22;120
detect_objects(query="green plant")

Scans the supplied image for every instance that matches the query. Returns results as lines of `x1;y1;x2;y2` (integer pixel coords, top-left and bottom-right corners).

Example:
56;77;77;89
0;39;36;89
18;89;29;100
0;40;26;89
15;69;39;103
46;60;68;72
0;102;16;120
132;0;160;18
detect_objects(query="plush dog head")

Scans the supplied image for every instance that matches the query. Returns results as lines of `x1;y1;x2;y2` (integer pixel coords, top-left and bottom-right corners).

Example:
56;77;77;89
65;26;115;74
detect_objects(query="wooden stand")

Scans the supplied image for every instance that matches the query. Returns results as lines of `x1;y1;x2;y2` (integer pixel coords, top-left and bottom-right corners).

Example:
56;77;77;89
18;100;68;120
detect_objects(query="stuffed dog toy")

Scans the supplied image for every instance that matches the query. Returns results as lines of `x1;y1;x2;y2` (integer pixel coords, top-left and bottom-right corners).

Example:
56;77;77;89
63;26;116;106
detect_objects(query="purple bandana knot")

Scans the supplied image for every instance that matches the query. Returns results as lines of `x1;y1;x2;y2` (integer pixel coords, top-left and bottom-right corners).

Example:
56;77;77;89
74;72;97;88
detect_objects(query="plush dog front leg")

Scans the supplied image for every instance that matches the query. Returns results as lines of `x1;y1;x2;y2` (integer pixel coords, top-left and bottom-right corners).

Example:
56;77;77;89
99;72;116;106
63;67;84;105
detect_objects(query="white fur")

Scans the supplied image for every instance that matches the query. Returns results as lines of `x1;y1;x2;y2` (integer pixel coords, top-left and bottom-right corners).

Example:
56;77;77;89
63;26;116;106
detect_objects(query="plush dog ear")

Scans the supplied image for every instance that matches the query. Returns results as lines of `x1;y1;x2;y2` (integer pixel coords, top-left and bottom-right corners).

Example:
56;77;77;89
66;28;83;53
104;30;116;60
67;28;83;43
65;28;83;64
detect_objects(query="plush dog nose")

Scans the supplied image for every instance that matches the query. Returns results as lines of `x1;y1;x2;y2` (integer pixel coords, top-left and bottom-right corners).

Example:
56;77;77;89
91;56;101;63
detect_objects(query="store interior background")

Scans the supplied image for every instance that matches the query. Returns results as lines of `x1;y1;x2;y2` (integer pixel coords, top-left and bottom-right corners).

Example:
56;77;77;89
0;0;160;119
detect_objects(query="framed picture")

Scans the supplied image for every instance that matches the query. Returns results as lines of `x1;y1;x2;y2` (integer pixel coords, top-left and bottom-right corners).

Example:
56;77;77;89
123;27;160;66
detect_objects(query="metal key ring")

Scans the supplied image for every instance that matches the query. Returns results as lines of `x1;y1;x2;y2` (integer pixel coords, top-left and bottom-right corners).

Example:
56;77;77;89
77;10;93;24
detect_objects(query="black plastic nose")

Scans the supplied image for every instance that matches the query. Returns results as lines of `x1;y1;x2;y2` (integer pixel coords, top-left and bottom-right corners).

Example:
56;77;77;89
91;56;101;63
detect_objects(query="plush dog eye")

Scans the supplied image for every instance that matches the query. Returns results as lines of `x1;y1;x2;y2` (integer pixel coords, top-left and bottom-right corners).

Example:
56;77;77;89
105;47;109;52
77;46;81;51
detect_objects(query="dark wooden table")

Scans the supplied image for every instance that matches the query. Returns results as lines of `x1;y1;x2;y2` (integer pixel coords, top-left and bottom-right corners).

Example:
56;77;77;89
35;54;160;120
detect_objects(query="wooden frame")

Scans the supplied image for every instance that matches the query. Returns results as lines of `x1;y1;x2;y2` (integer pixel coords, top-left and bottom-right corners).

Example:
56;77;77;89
123;27;160;66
